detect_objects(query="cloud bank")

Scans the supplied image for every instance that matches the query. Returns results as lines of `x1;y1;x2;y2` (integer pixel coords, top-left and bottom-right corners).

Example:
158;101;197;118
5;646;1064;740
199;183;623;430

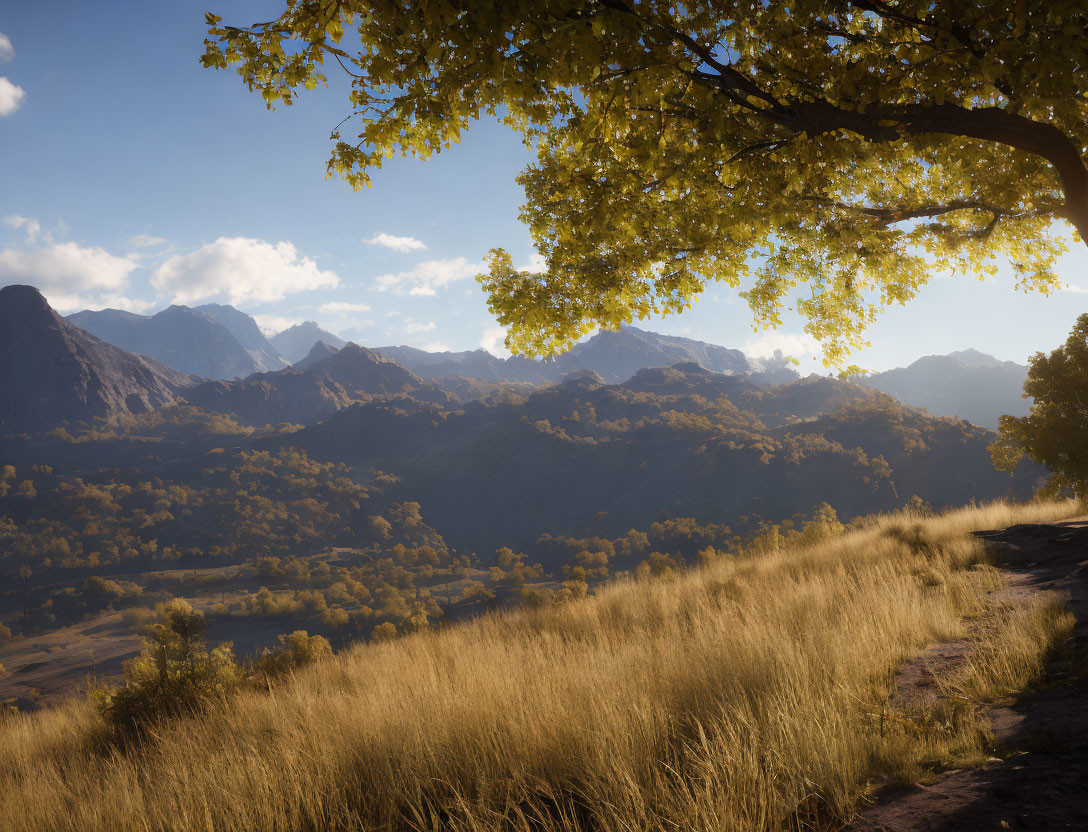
744;332;820;359
152;237;339;305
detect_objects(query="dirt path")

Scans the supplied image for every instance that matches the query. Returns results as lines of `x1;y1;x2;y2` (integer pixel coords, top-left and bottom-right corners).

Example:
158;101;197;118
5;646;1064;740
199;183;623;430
852;518;1088;832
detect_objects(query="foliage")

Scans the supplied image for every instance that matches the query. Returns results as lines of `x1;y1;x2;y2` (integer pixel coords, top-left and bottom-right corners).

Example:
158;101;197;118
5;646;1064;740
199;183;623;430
991;313;1088;495
251;630;333;683
203;2;1088;365
95;600;240;733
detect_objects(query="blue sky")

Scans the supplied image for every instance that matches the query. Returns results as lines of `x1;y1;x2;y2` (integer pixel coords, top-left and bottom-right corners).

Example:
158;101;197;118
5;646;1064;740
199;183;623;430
1;1;1086;372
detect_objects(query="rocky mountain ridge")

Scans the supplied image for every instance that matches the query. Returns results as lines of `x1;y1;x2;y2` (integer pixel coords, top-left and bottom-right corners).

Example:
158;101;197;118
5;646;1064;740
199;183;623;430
0;286;197;434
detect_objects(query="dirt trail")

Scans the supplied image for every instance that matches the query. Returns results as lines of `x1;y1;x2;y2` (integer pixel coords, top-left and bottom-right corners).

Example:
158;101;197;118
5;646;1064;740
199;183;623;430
852;518;1088;832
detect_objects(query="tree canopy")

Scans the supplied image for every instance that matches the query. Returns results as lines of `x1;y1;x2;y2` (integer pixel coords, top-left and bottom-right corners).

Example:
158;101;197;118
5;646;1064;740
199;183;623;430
202;2;1088;364
991;313;1088;496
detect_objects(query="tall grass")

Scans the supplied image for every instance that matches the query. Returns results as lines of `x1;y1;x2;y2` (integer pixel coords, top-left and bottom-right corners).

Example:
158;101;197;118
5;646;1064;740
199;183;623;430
0;499;1079;832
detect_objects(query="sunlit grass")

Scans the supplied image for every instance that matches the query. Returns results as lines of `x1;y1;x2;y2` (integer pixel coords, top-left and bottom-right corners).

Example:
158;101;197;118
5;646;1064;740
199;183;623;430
0;499;1079;832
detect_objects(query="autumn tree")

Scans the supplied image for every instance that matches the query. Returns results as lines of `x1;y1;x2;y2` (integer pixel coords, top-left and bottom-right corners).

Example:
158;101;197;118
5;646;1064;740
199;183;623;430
96;599;239;732
204;2;1088;364
991;313;1088;495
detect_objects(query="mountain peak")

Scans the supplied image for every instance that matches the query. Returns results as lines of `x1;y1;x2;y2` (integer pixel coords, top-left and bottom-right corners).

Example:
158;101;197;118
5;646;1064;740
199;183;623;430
0;283;54;316
294;340;341;370
1;289;195;433
946;348;1004;369
195;303;288;372
270;322;347;363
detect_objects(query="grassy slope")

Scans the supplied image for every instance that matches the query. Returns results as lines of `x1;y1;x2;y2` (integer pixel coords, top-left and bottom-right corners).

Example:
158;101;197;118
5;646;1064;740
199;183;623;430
0;500;1079;832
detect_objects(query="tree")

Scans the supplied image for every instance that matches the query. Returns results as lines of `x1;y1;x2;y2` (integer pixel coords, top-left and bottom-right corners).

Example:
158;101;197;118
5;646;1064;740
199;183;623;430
96;599;240;732
991;313;1088;495
203;2;1087;364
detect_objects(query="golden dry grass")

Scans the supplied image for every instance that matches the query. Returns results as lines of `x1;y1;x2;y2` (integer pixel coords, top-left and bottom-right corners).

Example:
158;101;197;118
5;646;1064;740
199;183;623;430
0;499;1079;832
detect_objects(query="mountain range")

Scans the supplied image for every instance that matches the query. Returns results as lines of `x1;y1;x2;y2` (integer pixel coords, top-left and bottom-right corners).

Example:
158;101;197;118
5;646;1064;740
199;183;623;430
185;342;446;426
373;327;800;385
68;305;283;380
0;290;1035;434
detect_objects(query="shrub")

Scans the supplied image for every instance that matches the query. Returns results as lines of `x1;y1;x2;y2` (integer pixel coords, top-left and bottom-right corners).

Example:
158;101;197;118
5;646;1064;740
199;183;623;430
95;600;239;734
251;630;332;684
371;621;397;642
120;607;155;632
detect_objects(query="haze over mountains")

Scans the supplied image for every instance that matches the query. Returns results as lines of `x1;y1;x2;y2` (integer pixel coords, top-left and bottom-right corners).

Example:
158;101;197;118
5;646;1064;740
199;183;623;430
270;322;347;363
69;305;280;380
861;350;1030;429
185;342;446;427
0;287;1033;434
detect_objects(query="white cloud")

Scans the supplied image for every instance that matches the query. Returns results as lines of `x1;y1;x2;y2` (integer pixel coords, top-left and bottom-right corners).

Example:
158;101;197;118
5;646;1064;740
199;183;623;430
421;341;451;352
151;237;339;305
480;326;511;358
519;252;547;273
320;301;371;314
252;314;303;336
404;319;436;334
0;77;25;116
0;241;137;295
743;332;820;359
5;215;41;242
375;256;479;296
0;33;13;62
128;234;166;248
366;232;427;253
0;241;149;314
55;293;156;315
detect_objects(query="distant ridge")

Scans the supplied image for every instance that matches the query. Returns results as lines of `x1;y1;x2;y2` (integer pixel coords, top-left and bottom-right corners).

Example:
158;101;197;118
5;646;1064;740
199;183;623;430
185;341;441;426
0;286;197;434
270;322;347;364
861;350;1029;429
377;325;782;385
68;305;264;380
195;304;288;372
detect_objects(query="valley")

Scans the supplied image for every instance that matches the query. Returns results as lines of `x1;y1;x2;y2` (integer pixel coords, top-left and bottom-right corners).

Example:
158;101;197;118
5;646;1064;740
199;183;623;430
0;287;1048;706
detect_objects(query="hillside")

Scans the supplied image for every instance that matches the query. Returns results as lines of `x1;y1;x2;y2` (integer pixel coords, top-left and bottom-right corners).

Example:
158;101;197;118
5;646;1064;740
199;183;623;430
0;286;197;434
263;363;1041;552
861;351;1030;429
68;305;263;380
0;500;1078;832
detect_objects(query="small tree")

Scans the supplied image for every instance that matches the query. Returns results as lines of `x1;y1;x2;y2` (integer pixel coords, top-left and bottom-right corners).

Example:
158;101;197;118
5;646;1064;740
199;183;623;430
96;599;239;733
991;313;1088;496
